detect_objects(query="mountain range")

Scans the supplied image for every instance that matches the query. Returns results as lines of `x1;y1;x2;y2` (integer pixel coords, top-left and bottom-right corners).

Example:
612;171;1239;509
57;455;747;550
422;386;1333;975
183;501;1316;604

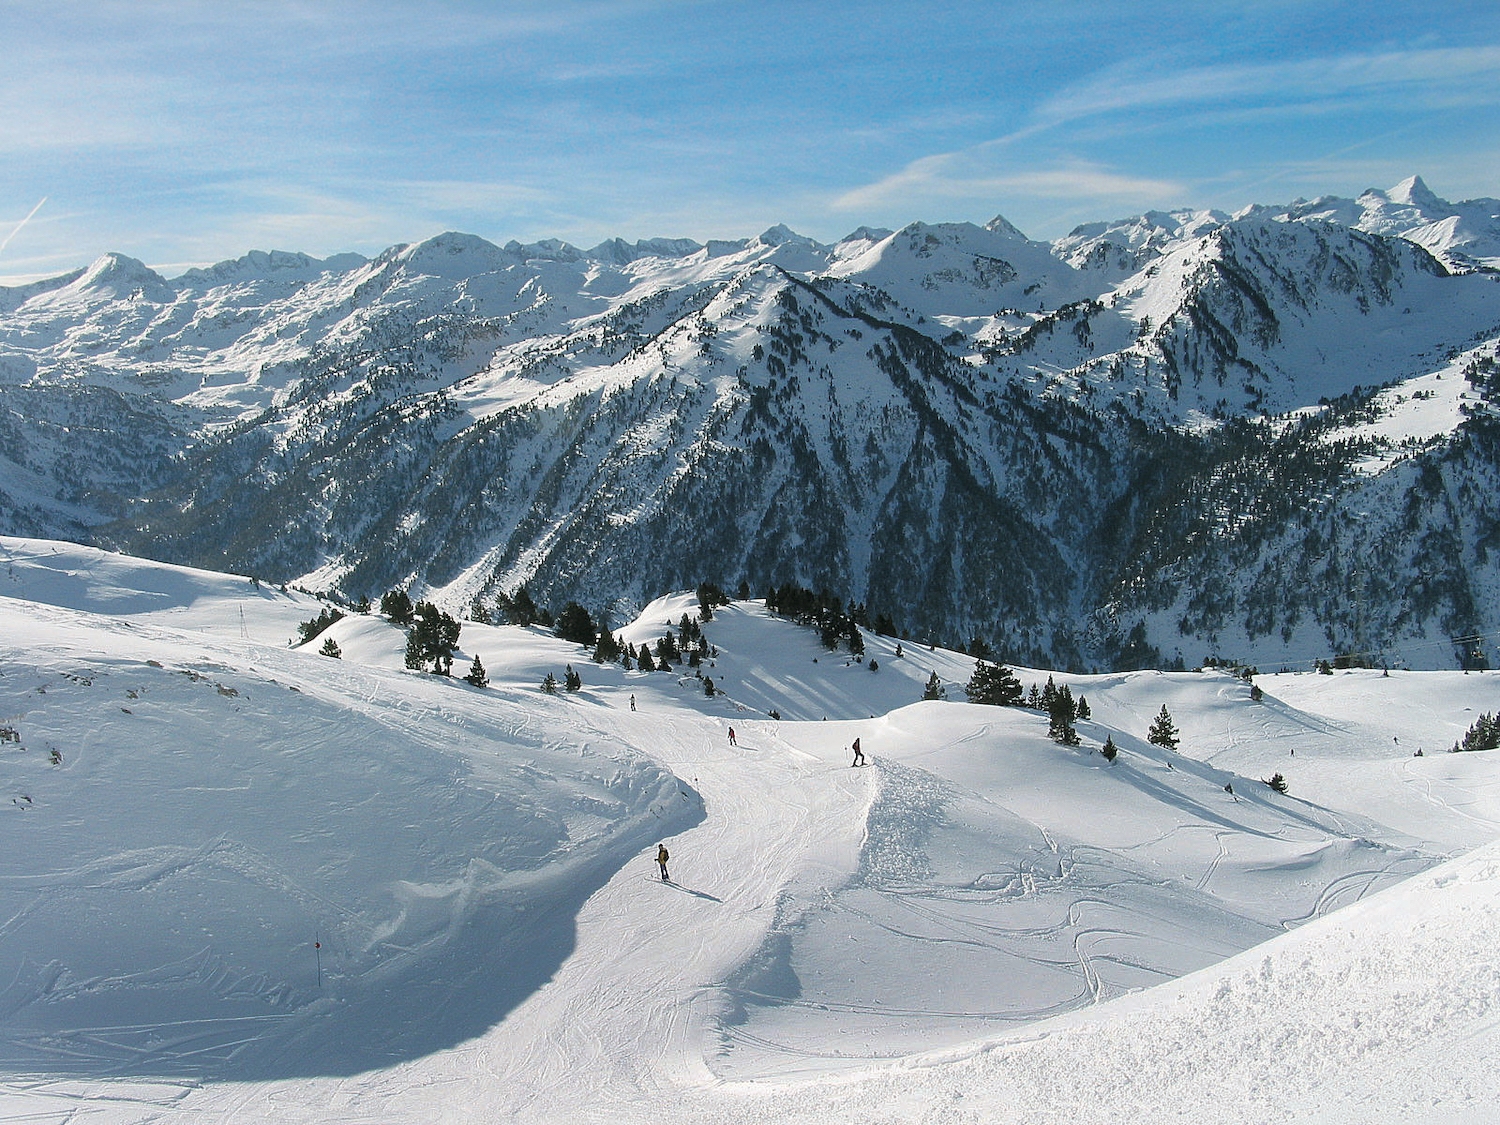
2;176;1498;671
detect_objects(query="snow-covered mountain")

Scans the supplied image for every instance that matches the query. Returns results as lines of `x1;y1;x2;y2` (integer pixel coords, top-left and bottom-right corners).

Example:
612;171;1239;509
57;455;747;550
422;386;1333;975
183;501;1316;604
1;538;1497;1122
2;178;1498;672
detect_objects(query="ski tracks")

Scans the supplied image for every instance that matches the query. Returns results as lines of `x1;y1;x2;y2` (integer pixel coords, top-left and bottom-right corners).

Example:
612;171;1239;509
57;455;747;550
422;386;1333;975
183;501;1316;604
415;708;876;1120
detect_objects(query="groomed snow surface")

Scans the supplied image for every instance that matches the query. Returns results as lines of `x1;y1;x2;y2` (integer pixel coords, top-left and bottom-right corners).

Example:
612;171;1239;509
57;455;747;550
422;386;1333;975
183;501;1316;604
2;537;1498;1124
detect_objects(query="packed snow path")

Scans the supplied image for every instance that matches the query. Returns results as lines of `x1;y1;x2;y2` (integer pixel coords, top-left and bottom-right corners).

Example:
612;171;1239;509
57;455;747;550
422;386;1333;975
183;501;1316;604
2;540;1499;1123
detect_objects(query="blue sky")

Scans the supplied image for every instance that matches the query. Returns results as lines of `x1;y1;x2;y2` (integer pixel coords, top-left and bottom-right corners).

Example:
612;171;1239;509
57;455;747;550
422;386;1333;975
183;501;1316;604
1;0;1497;283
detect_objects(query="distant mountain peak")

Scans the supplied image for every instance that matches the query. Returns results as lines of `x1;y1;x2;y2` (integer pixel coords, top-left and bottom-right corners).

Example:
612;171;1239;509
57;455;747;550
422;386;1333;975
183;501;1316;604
754;224;822;250
74;253;175;302
983;214;1030;241
1388;174;1444;211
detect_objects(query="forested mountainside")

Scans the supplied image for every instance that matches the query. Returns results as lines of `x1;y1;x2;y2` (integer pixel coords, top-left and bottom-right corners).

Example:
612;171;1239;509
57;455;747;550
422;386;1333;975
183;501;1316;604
2;177;1498;670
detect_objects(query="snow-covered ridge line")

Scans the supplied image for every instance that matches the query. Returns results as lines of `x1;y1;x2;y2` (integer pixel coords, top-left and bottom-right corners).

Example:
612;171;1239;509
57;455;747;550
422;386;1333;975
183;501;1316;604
3;179;1499;675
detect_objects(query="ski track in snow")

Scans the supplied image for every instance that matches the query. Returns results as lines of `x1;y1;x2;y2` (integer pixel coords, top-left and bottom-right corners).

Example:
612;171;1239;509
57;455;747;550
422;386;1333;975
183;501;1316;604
1;540;1499;1122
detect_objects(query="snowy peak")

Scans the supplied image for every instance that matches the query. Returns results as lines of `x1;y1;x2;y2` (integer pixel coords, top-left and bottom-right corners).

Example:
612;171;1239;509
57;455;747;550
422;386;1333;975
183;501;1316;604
1386;173;1444;211
1053;207;1226;278
752;223;823;250
828;218;1090;316
1283;177;1500;268
398;231;515;280
71;252;176;303
983;213;1030;241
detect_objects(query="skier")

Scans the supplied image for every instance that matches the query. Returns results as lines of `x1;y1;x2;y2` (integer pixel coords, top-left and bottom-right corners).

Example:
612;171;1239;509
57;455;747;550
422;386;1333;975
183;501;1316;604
728;727;737;746
630;694;636;711
656;843;670;881
851;737;865;767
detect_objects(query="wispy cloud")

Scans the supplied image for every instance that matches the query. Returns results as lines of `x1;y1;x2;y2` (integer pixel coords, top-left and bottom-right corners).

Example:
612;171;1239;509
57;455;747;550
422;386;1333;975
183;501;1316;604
835;155;1183;213
1035;45;1500;131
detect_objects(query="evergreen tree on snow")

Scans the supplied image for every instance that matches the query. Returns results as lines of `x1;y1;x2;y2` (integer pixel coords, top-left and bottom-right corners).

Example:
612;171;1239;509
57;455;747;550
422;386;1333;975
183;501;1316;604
1455;713;1500;752
1101;735;1118;762
380;588;413;625
1049;685;1081;745
463;654;488;687
296;607;345;645
404;601;461;675
1040;676;1059;712
593;630;622;664
498;585;539;626
1147;705;1181;751
923;671;946;701
556;603;597;647
655;631;680;664
966;659;1024;705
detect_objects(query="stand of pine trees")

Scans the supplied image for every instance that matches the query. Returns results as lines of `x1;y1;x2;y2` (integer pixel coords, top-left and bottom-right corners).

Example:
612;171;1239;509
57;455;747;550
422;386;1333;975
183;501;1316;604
404;601;461;675
966;660;1024;705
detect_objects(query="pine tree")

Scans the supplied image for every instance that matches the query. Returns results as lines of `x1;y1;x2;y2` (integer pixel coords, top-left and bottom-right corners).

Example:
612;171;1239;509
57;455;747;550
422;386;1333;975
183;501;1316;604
564;664;582;692
1457;713;1500;752
296;607;345;645
1264;771;1289;794
637;646;657;672
556;603;597;647
1101;735;1118;762
541;672;558;694
923;671;946;701
1040;676;1058;712
404;601;461;675
593;630;622;664
655;631;680;664
501;585;539;626
1147;705;1180;751
966;660;1024;705
463;655;488;687
380;589;413;625
1076;695;1091;721
704;677;716;697
319;637;342;658
1049;685;1080;745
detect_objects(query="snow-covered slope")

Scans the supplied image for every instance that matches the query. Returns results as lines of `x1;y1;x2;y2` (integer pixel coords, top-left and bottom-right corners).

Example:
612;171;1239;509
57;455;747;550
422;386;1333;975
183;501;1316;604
2;539;1498;1122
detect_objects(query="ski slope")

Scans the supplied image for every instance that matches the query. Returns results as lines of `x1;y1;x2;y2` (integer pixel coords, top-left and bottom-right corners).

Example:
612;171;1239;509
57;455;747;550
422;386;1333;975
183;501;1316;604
1;537;1498;1123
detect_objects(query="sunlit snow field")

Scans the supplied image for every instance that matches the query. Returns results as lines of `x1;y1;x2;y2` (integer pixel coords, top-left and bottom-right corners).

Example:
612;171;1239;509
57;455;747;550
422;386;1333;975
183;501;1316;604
1;536;1498;1123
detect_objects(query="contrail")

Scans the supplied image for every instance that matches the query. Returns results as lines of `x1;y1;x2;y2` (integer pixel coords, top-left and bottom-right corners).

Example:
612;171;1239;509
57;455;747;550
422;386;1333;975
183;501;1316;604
0;197;48;262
